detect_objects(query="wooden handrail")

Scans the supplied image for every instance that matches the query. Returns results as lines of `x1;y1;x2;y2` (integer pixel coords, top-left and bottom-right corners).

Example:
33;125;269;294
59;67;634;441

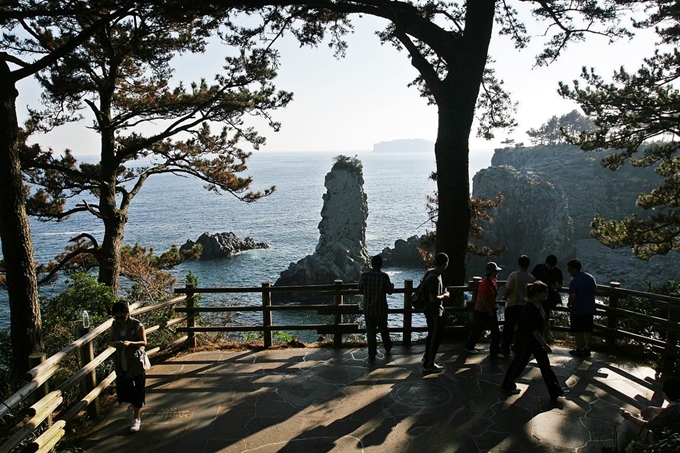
0;296;186;451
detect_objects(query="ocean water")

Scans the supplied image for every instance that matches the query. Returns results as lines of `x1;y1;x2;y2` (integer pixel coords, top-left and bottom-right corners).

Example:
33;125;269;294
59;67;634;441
0;150;494;334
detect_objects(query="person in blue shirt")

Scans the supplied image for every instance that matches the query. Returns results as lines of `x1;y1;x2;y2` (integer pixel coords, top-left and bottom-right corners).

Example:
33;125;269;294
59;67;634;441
566;259;597;357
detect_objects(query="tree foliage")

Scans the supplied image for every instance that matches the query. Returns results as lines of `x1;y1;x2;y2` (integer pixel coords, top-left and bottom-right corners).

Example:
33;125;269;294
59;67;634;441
526;109;595;145
17;2;290;293
0;0;139;377
222;0;638;285
559;1;680;259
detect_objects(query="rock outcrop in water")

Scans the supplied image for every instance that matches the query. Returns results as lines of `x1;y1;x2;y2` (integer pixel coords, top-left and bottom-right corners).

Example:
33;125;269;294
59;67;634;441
273;156;370;302
380;235;432;267
470;144;680;288
180;232;269;260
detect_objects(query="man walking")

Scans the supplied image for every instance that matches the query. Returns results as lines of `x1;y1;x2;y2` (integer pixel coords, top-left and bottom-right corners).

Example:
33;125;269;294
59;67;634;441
359;255;394;360
422;252;450;372
566;259;596;357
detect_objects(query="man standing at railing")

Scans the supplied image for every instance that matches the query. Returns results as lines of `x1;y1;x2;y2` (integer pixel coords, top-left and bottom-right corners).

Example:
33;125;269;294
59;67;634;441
531;254;564;338
502;255;535;357
422;252;450;372
359;255;394;360
567;259;596;357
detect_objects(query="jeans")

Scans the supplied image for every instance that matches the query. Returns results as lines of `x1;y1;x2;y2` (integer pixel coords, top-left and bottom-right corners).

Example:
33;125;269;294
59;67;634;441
423;305;444;366
365;314;392;357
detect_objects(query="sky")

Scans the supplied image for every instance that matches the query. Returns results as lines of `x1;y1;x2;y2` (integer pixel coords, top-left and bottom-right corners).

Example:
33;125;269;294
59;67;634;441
15;4;661;157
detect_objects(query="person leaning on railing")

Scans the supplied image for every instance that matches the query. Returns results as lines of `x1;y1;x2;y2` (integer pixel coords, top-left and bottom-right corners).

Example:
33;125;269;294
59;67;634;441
108;301;148;433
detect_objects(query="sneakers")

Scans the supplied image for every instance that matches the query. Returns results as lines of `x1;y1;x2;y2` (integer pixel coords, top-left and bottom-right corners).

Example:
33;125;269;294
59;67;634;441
130;417;141;433
502;383;521;395
550;388;569;400
465;348;482;354
569;349;592;357
423;362;445;373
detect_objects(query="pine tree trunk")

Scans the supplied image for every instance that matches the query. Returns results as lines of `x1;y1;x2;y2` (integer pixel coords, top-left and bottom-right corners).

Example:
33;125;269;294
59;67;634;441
0;61;42;377
97;188;127;296
434;0;495;287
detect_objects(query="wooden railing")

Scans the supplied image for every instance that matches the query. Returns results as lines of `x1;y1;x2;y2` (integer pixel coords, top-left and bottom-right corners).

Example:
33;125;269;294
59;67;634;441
1;278;679;452
0;296;188;453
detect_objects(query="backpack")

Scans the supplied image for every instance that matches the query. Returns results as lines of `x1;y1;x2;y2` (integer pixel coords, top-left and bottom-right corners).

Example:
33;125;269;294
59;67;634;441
411;270;437;312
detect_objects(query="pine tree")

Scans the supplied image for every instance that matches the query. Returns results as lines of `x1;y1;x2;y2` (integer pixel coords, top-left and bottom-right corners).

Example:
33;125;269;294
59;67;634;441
20;3;290;294
559;1;680;259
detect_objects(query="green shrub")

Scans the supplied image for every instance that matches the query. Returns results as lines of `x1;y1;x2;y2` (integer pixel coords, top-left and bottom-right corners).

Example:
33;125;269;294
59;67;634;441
630;430;680;453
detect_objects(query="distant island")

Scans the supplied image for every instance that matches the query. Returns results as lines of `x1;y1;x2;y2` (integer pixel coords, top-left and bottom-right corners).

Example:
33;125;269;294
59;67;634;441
373;138;434;153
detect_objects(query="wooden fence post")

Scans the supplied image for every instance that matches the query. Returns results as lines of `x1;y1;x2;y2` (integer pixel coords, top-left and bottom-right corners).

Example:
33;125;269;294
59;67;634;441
79;327;99;419
607;282;621;349
186;282;196;348
333;280;343;349
403;279;414;347
664;295;680;374
262;282;273;348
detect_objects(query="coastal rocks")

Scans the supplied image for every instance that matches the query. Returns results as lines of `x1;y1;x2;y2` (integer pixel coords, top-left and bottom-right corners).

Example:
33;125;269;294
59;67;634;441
471;144;680;288
469;165;576;277
180;232;269;260
273;156;370;302
380;235;431;267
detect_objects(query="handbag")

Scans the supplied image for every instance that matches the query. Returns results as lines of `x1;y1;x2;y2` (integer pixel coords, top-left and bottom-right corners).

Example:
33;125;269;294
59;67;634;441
135;348;151;371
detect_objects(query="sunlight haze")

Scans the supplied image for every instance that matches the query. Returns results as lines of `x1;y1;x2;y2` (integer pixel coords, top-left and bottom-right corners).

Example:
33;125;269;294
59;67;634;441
15;8;660;157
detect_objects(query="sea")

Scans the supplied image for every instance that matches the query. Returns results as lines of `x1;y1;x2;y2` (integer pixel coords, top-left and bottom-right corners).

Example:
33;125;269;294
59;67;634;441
0;150;494;338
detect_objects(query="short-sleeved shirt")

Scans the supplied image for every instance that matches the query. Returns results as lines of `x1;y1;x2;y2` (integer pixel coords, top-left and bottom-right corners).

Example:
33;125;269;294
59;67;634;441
424;270;444;317
505;269;535;307
358;269;393;318
531;263;564;305
569;271;597;315
474;277;498;313
110;317;145;378
517;302;546;348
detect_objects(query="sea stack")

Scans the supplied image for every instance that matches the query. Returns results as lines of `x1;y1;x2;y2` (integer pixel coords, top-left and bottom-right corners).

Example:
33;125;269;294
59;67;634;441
273;155;370;303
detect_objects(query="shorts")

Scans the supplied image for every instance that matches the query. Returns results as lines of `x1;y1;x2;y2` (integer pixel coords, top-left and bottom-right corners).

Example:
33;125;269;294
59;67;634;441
569;313;594;333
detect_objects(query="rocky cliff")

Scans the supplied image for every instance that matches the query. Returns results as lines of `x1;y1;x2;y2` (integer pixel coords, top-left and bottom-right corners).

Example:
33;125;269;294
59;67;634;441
273;156;370;302
471;144;679;288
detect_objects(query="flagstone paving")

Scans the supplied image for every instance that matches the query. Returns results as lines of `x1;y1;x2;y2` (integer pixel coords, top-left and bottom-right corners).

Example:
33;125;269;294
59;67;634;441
78;344;661;452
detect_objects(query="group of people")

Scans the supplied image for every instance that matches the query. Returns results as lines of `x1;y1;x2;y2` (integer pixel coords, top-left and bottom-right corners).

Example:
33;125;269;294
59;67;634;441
464;254;596;360
358;253;679;450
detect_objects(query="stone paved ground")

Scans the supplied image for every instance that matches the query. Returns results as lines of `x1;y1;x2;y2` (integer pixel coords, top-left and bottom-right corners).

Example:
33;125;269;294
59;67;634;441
78;344;661;453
